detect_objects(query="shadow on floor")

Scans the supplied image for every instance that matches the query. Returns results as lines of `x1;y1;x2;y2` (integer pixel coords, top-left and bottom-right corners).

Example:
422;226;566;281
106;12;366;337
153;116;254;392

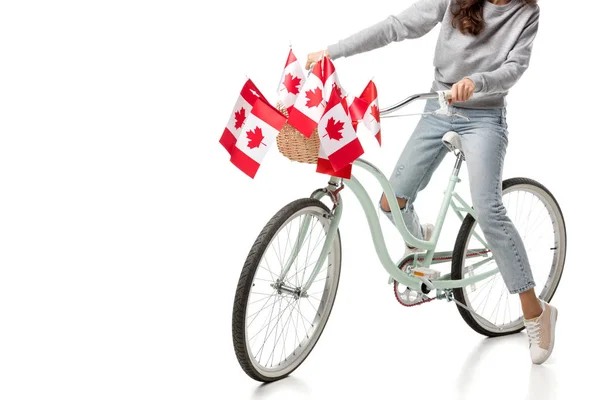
455;333;557;400
251;375;311;399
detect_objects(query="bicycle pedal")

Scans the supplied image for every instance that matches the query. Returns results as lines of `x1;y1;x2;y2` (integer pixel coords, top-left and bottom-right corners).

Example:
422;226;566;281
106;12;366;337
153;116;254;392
411;267;441;280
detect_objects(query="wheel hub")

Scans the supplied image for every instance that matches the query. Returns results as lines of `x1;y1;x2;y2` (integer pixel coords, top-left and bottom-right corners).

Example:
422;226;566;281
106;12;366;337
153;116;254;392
270;280;306;299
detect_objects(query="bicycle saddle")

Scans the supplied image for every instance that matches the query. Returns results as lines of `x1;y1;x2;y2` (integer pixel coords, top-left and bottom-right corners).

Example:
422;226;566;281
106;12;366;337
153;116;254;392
442;131;464;155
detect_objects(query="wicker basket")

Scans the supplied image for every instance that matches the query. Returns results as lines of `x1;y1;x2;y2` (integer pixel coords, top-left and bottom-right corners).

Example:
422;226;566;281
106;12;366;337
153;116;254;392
276;103;320;165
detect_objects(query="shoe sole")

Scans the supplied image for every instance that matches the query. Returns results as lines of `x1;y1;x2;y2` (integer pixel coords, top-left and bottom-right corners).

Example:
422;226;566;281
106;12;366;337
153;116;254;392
534;306;558;365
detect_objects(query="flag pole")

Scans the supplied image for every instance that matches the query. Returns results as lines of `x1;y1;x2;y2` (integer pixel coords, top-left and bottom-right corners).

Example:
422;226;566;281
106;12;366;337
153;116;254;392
276;46;290;95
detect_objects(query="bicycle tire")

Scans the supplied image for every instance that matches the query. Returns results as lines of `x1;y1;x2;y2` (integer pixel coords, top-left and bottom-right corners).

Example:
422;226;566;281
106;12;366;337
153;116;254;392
451;177;567;337
232;198;342;382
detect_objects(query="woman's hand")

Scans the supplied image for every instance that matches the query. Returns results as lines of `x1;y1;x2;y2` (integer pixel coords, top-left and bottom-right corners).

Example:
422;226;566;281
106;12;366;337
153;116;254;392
305;50;330;70
450;78;476;103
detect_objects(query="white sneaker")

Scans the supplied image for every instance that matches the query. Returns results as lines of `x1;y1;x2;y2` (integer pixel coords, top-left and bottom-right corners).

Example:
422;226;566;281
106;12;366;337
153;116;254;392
404;223;434;255
524;300;558;365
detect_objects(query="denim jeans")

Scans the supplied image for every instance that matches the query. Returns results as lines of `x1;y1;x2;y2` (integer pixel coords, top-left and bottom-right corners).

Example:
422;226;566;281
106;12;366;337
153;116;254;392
380;99;535;294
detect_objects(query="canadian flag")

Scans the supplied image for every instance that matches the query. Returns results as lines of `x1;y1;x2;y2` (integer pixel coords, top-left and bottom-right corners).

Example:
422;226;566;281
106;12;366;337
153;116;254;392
316;56;344;101
357;80;382;145
278;49;306;109
219;79;267;155
287;56;346;138
346;92;369;130
230;97;287;179
316;145;353;179
318;89;364;172
287;61;325;138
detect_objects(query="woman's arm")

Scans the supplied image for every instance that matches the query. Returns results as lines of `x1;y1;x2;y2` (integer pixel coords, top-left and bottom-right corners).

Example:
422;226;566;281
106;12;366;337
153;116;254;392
465;7;540;94
326;0;449;60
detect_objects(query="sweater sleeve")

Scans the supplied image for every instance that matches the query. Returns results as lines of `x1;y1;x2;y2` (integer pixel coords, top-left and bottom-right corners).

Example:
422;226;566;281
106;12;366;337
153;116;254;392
466;7;540;94
327;0;449;59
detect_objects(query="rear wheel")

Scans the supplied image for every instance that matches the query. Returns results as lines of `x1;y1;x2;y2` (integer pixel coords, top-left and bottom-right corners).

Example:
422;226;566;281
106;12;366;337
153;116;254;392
232;198;342;382
451;178;566;337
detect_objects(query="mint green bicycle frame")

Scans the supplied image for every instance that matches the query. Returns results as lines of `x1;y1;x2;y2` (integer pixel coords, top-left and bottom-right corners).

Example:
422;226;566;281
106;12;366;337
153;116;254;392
278;92;499;296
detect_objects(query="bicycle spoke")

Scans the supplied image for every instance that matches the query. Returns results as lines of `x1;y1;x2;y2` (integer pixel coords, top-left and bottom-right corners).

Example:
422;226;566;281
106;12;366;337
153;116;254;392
247;294;281;333
251;291;275;297
520;193;535;240
515;191;521;226
251;295;282;343
301;231;326;286
277;296;296;365
291;301;301;354
300;220;316;287
304;297;322;317
471;277;495;311
523;199;546;239
285;233;326;287
294;299;302;347
255;297;294;363
259;259;276;282
461;185;564;334
491;286;505;325
294;217;303;287
239;203;341;376
308;294;325;303
246;293;277;328
476;273;499;314
308;284;328;296
272;229;284;270
291;299;312;339
265;299;289;367
290;216;318;287
281;222;293;274
526;214;551;242
285;259;319;286
252;277;276;283
248;292;274;305
284;237;328;287
267;298;296;367
310;275;329;285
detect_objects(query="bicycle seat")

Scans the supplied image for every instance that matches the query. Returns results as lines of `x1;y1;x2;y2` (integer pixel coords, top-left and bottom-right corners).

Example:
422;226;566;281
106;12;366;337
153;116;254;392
442;131;463;155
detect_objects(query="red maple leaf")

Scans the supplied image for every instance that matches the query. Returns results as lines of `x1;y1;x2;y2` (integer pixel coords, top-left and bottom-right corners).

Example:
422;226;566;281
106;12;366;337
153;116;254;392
323;117;344;141
305;87;323;109
283;73;302;95
332;82;343;98
234;107;246;130
246;127;265;149
370;104;380;123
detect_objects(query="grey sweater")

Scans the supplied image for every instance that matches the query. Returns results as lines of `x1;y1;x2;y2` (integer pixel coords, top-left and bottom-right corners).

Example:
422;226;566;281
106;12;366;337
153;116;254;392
327;0;540;109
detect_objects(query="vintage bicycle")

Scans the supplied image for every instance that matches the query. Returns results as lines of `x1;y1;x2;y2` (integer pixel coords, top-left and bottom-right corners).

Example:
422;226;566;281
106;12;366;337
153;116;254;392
231;91;566;382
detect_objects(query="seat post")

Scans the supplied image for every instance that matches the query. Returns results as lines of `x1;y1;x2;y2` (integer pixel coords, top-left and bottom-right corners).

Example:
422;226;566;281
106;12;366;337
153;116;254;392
452;153;464;177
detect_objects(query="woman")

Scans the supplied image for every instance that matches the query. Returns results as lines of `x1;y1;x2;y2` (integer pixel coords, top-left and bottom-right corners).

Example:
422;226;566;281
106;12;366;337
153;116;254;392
306;0;556;364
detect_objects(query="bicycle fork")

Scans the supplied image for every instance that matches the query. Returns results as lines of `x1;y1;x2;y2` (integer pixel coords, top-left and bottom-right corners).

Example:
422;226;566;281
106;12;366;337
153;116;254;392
276;178;344;295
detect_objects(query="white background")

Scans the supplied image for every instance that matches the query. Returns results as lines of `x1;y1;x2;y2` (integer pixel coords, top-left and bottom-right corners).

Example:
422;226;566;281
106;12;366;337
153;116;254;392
0;1;598;399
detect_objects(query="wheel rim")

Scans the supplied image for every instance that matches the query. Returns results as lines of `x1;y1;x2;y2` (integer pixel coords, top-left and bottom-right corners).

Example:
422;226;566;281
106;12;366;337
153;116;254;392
460;183;566;333
244;206;340;378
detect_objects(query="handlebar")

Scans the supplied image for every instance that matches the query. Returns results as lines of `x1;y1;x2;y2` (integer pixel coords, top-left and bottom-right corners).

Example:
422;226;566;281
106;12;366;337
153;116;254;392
380;90;452;116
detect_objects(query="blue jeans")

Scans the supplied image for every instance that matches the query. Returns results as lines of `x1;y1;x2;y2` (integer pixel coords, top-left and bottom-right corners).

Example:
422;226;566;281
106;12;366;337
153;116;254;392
380;99;535;294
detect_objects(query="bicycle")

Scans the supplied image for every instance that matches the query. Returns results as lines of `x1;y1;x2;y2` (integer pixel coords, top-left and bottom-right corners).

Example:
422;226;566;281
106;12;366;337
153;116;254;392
231;91;567;382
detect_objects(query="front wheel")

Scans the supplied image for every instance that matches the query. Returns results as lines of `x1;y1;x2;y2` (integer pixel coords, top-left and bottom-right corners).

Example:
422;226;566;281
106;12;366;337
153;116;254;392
232;198;342;382
451;178;567;337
